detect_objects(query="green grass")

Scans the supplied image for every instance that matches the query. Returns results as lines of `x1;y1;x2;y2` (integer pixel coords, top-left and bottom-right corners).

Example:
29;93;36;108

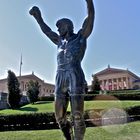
84;100;140;110
0;100;140;115
0;101;54;115
0;121;139;140
0;101;139;139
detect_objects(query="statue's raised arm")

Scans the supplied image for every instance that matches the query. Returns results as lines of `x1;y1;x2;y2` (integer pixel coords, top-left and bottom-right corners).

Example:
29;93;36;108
29;6;59;45
81;0;95;38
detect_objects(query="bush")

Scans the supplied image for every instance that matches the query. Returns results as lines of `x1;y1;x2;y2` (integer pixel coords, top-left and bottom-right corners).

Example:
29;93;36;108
111;93;140;100
0;112;58;131
38;90;140;101
0;106;139;131
7;70;21;109
84;91;140;101
91;76;101;92
126;106;140;121
84;94;97;101
108;89;140;94
38;96;55;101
27;80;40;104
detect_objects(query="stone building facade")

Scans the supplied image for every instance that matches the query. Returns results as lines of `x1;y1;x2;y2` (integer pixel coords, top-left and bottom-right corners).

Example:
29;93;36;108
92;66;140;91
0;73;55;97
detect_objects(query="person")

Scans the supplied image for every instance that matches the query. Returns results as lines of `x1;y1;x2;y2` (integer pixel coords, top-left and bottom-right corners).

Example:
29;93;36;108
29;0;95;139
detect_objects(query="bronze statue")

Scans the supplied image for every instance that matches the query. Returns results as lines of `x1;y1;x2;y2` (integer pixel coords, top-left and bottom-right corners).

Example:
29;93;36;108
29;0;95;139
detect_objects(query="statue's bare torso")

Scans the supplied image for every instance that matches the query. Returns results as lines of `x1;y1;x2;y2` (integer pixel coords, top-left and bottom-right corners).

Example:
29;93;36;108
57;33;86;69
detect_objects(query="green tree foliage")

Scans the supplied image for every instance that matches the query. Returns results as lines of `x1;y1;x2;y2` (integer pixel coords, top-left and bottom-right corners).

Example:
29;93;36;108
91;75;101;93
27;80;40;104
7;70;21;109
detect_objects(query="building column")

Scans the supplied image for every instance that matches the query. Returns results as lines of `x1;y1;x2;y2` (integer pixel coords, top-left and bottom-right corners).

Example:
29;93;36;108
104;80;107;90
101;80;104;90
116;78;119;90
121;78;124;89
103;80;106;90
125;77;128;89
112;79;114;90
106;80;109;90
127;77;130;89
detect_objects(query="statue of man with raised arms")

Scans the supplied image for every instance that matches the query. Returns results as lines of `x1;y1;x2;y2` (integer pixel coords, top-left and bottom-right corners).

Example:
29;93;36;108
29;0;95;139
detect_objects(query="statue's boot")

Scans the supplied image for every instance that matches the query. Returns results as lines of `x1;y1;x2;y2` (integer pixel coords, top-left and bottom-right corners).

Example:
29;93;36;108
60;121;74;140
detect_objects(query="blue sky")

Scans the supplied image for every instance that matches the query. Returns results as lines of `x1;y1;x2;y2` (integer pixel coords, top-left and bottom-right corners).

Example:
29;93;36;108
0;0;140;85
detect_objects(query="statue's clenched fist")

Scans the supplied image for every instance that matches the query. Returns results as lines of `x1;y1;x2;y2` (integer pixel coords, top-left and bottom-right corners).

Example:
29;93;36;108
29;6;41;19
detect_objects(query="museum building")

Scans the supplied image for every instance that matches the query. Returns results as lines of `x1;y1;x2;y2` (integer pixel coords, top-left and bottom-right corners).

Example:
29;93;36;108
0;72;55;109
0;72;55;97
92;65;140;91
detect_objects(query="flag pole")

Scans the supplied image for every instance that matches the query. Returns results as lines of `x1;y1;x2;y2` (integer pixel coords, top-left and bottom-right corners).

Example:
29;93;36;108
19;54;22;77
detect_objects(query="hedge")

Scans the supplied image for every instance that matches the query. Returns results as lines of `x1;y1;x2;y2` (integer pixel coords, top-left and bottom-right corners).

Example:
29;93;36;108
84;93;140;101
0;106;139;131
38;91;140;101
38;96;54;101
0;112;58;131
111;93;140;100
108;89;140;94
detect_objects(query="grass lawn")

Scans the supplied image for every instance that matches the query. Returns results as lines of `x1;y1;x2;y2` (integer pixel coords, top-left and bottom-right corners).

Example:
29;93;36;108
0;101;54;115
84;100;140;110
0;101;139;139
0;100;140;115
0;121;139;140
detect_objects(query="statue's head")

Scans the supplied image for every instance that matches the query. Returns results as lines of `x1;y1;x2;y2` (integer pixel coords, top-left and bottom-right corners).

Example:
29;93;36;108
56;18;74;38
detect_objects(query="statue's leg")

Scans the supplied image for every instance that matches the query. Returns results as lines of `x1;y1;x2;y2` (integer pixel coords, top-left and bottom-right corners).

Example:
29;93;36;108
70;94;86;140
55;95;74;140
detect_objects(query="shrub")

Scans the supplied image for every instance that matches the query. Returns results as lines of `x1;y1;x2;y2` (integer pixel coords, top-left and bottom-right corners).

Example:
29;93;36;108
38;96;55;101
27;80;40;104
7;70;21;109
84;91;140;101
0;106;139;131
0;112;58;131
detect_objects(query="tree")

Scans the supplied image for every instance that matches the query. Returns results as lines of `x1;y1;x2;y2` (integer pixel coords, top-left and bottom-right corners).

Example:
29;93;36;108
91;75;101;93
27;80;40;104
7;70;21;109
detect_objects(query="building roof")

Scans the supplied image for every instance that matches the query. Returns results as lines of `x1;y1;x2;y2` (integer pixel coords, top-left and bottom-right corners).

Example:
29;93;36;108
94;65;140;79
18;73;44;82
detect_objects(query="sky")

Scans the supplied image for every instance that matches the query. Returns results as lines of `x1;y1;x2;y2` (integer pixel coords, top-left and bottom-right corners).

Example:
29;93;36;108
0;0;140;85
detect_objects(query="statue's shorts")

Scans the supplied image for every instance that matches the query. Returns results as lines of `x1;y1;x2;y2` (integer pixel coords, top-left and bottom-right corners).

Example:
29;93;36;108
55;68;86;97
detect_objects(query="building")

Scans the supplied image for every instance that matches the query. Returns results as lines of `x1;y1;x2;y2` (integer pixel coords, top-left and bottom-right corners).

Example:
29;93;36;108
92;65;140;91
0;72;55;97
